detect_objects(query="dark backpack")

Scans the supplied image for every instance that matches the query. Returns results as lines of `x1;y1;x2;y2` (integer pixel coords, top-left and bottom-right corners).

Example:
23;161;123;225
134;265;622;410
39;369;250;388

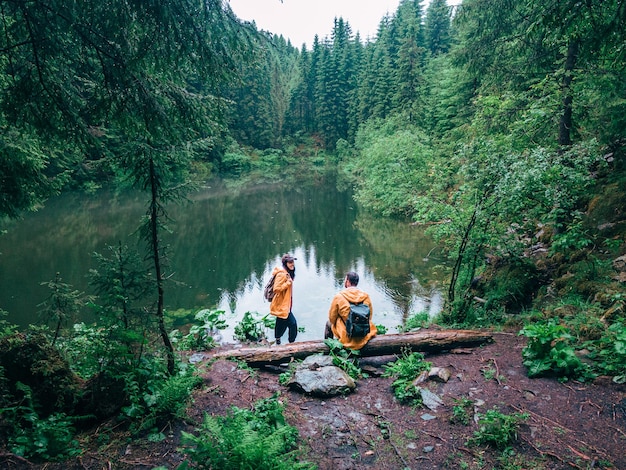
263;274;277;302
344;298;371;338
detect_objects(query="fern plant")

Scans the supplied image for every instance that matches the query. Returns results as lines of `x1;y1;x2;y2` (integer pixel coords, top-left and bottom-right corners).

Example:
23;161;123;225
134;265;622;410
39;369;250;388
178;393;316;469
5;383;81;461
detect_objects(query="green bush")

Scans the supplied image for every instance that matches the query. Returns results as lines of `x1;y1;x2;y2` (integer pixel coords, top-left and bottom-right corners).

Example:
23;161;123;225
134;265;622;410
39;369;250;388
324;338;364;380
398;312;430;332
178;393;315;470
586;320;626;383
450;397;474;425
382;349;431;405
234;311;272;343
469;408;528;449
170;309;228;351
519;320;592;380
4;383;81;461
122;360;202;434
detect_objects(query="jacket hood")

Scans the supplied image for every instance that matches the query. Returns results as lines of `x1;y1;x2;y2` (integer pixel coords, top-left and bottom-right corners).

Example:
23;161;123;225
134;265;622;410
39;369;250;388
272;266;286;276
341;287;369;304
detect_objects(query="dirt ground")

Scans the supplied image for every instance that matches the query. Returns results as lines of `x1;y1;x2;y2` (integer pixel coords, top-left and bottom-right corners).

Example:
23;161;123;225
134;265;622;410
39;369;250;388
3;329;626;470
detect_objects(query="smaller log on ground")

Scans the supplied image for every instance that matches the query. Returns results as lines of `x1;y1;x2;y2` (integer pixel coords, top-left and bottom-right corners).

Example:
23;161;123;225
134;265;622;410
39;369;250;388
209;329;493;367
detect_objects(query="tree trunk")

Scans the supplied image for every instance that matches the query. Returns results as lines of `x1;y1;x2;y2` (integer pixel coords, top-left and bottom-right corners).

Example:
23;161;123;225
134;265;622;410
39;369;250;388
149;157;176;376
209;329;493;366
558;39;578;146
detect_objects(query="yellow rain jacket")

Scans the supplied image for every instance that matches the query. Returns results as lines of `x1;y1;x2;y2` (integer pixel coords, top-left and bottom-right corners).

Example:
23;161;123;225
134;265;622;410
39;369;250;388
328;287;377;350
269;267;293;319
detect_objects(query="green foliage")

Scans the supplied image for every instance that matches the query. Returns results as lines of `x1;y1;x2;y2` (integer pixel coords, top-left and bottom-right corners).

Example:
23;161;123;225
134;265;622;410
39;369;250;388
170;309;228;351
469;408;529;450
122;363;202;435
0;309;17;339
234;311;272;343
229;358;258;379
0;0;249;219
278;360;302;386
586;320;626;383
323;338;364;380
382;349;432;405
38;273;89;345
375;324;388;335
88;243;153;330
348;117;433;217
178;393;316;470
3;383;81;461
398;312;430;332
58;323;125;379
0;128;66;219
519;320;592;380
450;397;474;426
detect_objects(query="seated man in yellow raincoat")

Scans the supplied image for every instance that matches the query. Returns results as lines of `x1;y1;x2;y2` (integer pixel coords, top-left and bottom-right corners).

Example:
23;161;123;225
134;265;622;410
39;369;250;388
324;271;377;350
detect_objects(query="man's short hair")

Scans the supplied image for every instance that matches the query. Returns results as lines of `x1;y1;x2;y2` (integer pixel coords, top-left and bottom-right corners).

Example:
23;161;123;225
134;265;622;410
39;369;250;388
346;271;359;286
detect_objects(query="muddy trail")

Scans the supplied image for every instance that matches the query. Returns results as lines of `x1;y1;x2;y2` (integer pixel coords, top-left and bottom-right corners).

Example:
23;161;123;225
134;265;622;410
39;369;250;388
3;329;625;469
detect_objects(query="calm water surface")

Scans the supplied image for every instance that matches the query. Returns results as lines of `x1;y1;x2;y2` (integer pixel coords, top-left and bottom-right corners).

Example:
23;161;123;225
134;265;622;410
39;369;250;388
0;177;447;343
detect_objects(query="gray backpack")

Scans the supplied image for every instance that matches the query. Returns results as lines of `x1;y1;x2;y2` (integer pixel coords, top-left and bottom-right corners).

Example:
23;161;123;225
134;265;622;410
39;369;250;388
344;296;370;338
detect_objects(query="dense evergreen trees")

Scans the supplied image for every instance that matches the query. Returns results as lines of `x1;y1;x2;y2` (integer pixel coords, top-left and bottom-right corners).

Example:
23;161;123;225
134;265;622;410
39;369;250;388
2;0;625;336
0;0;248;218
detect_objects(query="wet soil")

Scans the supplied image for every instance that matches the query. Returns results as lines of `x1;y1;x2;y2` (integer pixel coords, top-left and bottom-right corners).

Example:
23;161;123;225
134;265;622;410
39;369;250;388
3;329;626;469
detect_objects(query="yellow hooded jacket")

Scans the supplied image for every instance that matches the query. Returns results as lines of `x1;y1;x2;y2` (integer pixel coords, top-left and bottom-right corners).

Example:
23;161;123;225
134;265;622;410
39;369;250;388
328;286;377;350
269;266;293;319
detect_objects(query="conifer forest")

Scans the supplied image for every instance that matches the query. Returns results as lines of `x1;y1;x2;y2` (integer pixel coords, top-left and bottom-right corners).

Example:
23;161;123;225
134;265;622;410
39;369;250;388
1;1;625;468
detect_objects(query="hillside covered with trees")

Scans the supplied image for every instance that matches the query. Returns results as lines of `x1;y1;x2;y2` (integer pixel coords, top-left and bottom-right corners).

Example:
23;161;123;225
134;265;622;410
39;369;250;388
0;0;625;467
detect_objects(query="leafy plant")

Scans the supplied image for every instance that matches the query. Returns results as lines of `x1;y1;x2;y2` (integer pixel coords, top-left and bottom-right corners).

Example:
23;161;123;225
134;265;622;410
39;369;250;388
234;311;271;343
170;309;228;351
121;360;202;434
469;408;528;449
586;320;626;383
382;348;432;405
229;358;258;379
178;393;316;469
38;273;88;345
450;397;474;425
519;319;592;380
323;338;364;380
4;383;81;461
277;359;303;386
398;312;430;332
0;309;17;339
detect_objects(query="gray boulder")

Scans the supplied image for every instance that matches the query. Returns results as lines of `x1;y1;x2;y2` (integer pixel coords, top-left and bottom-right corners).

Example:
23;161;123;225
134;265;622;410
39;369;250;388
287;354;356;397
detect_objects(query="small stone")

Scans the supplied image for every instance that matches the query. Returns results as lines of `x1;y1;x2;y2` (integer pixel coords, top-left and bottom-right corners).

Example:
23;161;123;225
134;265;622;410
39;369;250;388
188;353;206;364
428;367;451;383
421;413;437;421
412;370;429;385
423;446;435;453
421;388;444;411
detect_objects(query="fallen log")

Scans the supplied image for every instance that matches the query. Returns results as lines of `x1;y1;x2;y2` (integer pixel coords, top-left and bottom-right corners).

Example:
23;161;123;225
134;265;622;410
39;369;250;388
209;329;493;366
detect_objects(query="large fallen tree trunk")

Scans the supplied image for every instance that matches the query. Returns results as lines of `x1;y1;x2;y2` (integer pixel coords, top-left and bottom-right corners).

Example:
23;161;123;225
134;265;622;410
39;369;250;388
209;329;493;366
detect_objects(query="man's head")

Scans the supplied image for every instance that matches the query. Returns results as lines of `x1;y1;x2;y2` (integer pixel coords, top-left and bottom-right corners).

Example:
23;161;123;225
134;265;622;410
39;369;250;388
345;271;359;287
